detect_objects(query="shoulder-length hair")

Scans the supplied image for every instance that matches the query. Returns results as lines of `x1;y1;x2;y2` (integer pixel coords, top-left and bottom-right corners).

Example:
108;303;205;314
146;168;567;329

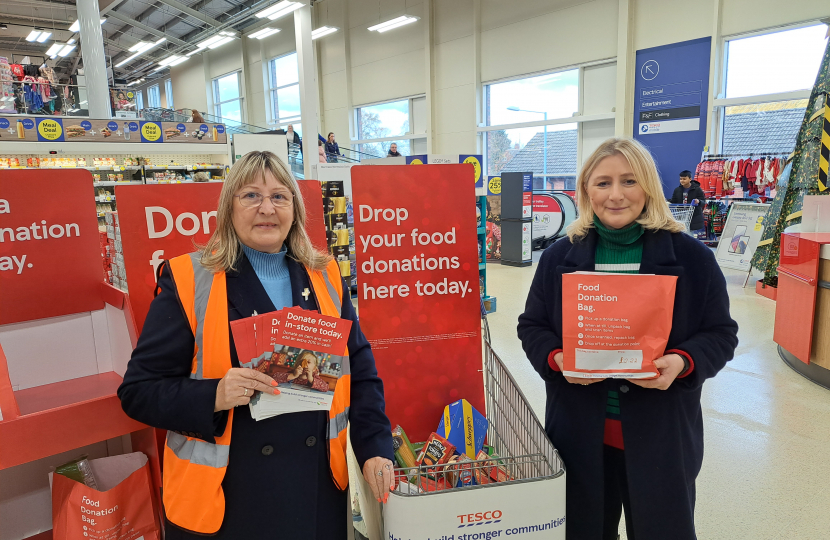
566;137;685;241
200;151;332;273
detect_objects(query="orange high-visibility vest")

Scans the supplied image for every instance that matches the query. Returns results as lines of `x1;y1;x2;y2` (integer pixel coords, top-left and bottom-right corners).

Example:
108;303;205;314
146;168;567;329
163;252;351;534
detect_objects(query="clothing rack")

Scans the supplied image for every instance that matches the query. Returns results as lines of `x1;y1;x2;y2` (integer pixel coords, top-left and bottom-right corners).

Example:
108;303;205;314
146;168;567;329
700;152;791;160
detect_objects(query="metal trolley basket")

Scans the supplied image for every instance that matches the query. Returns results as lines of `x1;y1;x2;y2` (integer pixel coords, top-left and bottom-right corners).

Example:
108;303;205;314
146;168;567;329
668;203;695;234
382;315;567;539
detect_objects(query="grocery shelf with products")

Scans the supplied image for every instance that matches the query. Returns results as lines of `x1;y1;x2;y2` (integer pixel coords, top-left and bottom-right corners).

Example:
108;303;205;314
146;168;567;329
0;142;231;226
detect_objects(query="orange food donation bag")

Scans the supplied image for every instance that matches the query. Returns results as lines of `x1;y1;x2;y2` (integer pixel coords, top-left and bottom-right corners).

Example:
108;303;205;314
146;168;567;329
562;272;677;378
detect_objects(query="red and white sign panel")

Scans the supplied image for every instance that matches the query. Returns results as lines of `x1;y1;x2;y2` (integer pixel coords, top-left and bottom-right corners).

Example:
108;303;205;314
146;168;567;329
115;183;223;333
351;164;484;441
0;170;104;324
116;181;328;333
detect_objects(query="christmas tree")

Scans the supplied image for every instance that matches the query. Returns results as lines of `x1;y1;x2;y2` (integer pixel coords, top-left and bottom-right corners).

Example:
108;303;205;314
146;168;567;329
751;38;830;285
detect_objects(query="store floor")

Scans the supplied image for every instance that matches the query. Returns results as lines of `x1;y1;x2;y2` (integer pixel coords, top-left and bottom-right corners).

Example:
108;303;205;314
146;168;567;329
485;251;830;540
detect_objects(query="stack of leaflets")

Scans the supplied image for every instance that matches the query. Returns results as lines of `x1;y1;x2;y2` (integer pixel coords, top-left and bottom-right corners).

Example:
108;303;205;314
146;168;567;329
230;307;352;421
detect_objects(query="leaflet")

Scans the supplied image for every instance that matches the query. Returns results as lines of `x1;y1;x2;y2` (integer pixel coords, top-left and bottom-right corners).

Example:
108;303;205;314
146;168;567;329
561;272;677;379
232;307;352;420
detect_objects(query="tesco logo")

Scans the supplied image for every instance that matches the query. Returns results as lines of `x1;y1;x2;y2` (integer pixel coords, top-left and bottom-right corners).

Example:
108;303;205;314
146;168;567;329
458;510;503;527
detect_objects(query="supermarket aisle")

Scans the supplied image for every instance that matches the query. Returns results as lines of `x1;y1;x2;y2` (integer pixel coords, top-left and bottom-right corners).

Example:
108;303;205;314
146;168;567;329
485;253;830;540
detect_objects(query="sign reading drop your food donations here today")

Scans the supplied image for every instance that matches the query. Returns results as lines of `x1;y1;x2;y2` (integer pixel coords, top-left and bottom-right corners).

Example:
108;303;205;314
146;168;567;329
115;180;327;333
350;164;484;441
0;170;104;324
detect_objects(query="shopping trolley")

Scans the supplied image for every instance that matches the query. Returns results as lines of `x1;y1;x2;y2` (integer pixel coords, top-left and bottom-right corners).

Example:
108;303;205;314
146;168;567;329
669;203;695;234
382;314;567;539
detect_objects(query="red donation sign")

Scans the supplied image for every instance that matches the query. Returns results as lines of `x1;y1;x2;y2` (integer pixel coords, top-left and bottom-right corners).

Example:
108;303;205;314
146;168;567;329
0;170;103;324
562;272;677;378
116;180;327;333
351;164;484;441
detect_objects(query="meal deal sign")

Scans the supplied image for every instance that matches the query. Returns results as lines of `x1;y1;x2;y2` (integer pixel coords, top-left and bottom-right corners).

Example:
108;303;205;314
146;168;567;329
351;164;484;441
0;170;104;324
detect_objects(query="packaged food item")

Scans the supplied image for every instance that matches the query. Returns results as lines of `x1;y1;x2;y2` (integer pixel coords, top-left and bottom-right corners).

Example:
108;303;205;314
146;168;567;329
55;456;99;489
417;476;450;492
437;398;488;459
392;425;418;470
473;450;512;485
417;432;455;469
443;453;474;487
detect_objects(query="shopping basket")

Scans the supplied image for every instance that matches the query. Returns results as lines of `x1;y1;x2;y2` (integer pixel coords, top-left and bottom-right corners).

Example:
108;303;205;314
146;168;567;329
383;313;566;539
669;203;695;234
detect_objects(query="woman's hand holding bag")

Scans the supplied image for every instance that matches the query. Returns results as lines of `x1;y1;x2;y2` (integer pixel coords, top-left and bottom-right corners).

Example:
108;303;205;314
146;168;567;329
552;351;606;386
629;353;685;390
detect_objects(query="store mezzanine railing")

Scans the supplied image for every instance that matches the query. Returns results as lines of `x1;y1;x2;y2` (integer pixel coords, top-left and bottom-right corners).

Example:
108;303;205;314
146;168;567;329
140;108;381;179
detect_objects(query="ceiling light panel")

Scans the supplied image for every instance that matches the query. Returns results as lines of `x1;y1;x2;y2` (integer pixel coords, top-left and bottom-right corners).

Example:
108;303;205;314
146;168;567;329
311;26;338;40
57;45;76;57
36;31;51;42
25;30;40;41
249;27;280;39
46;43;62;56
255;1;302;21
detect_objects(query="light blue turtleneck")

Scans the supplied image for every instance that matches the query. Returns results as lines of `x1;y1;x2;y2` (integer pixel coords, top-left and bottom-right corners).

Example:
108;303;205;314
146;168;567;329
241;243;292;311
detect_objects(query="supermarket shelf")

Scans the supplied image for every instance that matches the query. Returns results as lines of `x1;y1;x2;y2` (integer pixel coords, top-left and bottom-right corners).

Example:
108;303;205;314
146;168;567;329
0;141;231;155
95;196;116;202
94;181;143;186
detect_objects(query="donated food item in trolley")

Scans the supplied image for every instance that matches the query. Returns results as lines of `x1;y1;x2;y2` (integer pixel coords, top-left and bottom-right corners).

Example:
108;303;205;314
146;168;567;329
383;315;566;539
669;203;696;234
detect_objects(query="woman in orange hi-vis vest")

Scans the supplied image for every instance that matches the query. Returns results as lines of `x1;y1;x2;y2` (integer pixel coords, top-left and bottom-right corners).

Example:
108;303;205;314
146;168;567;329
118;151;394;539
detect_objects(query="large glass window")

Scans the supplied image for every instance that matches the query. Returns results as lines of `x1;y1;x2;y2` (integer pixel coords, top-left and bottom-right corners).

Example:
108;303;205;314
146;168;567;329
213;71;243;123
268;53;301;126
718;24;828;155
355;99;420;158
484;69;579;188
135;90;144;112
165;79;173;109
147;84;160;108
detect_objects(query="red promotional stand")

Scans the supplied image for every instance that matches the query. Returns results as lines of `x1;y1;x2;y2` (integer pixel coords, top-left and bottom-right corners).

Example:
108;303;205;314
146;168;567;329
0;171;162;539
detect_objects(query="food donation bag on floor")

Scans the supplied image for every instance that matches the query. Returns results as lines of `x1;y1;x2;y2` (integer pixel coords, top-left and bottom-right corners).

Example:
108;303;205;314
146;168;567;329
51;452;159;540
562;272;677;378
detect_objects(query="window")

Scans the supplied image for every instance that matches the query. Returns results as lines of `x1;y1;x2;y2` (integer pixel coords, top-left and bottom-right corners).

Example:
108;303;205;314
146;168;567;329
484;69;579;189
354;98;426;158
268;53;300;126
135;90;144;111
165;79;173;109
213;71;243;123
718;24;828;155
147;84;160;108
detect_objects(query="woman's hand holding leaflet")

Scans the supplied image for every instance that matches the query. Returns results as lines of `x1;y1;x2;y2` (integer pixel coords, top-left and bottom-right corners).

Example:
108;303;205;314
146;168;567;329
215;368;280;412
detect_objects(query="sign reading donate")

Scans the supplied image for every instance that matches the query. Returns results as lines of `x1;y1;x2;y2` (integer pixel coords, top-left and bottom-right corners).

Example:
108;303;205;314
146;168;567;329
351;164;484;441
115;183;223;332
0;170;104;324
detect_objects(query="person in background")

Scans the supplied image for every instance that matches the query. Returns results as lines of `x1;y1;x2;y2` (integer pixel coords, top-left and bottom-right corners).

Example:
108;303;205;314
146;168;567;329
193;172;209;182
190;109;205;123
318;139;327;163
118;151;394;539
286;124;301;155
670;170;706;236
387;143;402;157
325;132;341;163
517;138;738;540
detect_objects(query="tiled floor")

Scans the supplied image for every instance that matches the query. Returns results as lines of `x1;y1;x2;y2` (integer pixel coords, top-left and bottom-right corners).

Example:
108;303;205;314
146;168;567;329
484;252;830;540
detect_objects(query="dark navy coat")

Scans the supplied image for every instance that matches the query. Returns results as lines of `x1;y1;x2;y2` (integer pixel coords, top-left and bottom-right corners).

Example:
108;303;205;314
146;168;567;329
118;253;393;539
517;229;739;540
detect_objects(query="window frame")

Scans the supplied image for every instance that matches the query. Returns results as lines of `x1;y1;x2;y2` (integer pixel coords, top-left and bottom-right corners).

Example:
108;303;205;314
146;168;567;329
351;95;427;158
147;84;160;108
267;52;301;127
212;71;245;123
478;61;616;184
165;78;173;109
135;90;144;112
712;21;827;153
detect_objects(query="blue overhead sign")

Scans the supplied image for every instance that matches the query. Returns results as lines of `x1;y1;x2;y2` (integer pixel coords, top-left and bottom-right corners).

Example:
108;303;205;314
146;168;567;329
633;37;711;196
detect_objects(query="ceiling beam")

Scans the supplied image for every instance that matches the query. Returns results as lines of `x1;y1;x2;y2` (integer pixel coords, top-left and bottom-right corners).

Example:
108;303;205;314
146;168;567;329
105;9;188;46
156;0;221;28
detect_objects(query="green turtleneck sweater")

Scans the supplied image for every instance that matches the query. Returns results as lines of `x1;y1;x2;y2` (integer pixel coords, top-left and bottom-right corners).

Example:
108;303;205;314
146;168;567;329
593;216;644;450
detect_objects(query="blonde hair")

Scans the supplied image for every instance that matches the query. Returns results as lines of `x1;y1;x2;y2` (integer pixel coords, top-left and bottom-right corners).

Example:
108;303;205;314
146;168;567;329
567;137;685;241
200;151;332;272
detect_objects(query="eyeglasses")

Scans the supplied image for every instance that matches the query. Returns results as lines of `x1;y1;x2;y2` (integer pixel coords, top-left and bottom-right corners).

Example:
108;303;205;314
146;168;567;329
235;191;294;208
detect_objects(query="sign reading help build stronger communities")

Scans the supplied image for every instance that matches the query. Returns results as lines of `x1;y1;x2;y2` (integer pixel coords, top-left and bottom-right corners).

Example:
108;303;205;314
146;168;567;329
0;170;104;324
350;164;484;442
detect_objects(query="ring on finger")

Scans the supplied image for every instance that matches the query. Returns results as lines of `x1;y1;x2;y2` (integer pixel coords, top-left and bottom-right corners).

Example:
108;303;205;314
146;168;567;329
243;388;248;397
376;471;384;476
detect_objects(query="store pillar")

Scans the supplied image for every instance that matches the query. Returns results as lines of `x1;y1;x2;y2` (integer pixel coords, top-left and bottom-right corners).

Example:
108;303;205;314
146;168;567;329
77;0;111;119
295;3;321;179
